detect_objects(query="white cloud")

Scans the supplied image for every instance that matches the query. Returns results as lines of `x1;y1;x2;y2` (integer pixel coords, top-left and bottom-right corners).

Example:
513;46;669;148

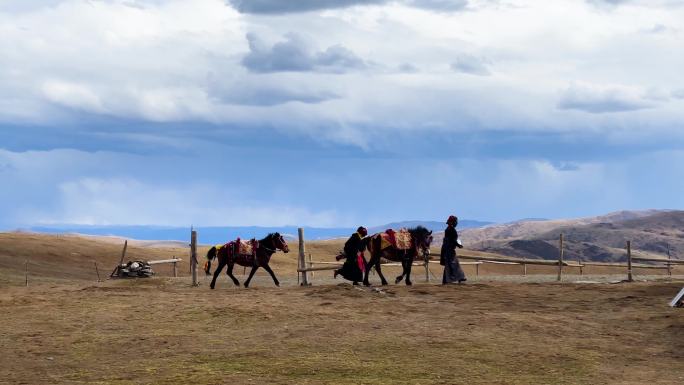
0;0;683;145
2;147;683;227
51;178;342;227
41;80;107;113
557;83;656;113
0;148;348;227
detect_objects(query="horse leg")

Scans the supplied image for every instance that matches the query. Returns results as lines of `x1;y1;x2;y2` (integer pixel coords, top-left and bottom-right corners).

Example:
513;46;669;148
243;265;259;288
405;258;414;286
363;241;376;286
375;263;389;286
226;262;240;286
363;255;376;286
210;258;227;290
395;266;405;284
262;263;280;287
395;252;406;284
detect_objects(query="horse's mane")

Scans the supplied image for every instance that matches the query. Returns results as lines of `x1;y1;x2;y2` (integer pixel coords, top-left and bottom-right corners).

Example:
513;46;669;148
408;225;430;237
260;233;280;242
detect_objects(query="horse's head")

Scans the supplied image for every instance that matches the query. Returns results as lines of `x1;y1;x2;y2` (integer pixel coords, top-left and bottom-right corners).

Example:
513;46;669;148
410;226;433;254
272;232;289;253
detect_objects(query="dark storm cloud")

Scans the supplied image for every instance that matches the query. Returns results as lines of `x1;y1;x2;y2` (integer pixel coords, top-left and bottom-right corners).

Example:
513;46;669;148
241;33;366;73
227;0;386;14
208;83;339;106
450;54;491;76
228;0;468;14
404;0;468;11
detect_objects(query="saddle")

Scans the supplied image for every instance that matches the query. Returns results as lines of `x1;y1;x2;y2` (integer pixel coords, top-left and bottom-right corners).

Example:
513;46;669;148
234;238;259;256
380;229;412;250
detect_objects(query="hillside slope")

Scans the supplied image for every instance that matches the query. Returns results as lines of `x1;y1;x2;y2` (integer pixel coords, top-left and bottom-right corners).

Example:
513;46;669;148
459;210;684;262
0;232;342;285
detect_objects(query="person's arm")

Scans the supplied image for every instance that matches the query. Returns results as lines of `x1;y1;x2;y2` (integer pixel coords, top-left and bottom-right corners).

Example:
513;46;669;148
454;229;464;248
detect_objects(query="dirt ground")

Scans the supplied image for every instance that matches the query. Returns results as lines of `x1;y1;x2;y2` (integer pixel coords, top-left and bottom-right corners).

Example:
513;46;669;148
2;232;684;384
1;277;683;385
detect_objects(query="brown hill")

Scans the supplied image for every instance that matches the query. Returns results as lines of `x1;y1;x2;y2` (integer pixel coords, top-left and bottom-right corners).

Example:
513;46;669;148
458;210;684;262
0;232;349;285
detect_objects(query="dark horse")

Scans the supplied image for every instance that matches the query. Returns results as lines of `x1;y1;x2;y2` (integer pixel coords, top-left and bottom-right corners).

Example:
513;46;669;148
205;233;289;289
363;226;433;286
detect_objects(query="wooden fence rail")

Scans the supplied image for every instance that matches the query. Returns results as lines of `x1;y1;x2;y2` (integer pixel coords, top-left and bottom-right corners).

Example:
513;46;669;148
632;256;684;265
280;229;680;286
428;252;572;266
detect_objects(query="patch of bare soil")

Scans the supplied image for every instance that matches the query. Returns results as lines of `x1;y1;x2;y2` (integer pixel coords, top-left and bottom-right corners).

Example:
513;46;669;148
1;278;683;385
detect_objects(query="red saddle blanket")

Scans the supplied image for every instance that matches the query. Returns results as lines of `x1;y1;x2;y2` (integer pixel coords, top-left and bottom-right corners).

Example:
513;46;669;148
380;229;412;250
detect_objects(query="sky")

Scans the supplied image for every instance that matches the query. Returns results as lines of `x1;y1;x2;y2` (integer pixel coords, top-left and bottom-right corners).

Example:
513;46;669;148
0;0;683;229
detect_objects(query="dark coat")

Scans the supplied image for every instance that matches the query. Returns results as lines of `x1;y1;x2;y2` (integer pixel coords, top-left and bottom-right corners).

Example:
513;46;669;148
441;224;466;283
344;232;366;257
338;232;367;283
440;225;461;265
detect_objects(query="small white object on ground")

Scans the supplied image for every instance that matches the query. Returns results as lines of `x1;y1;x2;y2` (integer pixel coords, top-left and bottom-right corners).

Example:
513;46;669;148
669;287;684;307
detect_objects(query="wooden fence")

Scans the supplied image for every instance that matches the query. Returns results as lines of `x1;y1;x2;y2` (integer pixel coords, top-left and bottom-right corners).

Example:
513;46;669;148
295;230;677;286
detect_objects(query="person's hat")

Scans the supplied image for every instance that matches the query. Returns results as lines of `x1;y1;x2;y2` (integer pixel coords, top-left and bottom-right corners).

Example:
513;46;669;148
357;226;368;236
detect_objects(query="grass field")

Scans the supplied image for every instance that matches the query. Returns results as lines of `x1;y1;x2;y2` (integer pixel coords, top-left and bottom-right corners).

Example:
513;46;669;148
1;233;683;384
1;278;683;384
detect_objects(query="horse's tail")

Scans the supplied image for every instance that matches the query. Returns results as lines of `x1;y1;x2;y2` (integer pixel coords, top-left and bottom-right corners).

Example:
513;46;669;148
204;246;217;275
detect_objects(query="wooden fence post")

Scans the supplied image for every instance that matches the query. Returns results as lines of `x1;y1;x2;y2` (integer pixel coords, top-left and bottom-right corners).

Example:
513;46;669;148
25;260;29;287
298;228;309;286
522;257;527;276
173;255;178;278
667;244;672;277
119;240;128;267
476;263;479;277
94;261;101;282
578;251;583;276
191;230;198;286
424;251;430;282
627;240;633;282
557;233;564;282
308;253;314;279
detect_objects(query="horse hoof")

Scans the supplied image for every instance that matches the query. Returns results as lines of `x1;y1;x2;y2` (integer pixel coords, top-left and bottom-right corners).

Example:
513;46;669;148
210;286;215;290
406;281;413;286
381;282;388;286
363;282;371;287
394;278;402;284
275;283;280;287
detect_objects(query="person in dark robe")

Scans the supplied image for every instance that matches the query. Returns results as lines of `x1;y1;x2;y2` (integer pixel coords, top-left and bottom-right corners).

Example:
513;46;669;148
441;215;466;284
334;226;368;285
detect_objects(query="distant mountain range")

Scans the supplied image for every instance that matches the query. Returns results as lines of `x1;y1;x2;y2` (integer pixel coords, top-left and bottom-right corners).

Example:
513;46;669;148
458;210;684;262
22;219;493;245
14;210;682;262
369;219;492;234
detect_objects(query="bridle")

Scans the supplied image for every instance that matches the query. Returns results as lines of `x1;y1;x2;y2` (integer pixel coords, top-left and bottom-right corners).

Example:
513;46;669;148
260;234;287;253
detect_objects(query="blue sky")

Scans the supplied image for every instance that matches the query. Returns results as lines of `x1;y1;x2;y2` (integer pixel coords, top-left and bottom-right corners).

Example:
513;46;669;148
1;0;683;229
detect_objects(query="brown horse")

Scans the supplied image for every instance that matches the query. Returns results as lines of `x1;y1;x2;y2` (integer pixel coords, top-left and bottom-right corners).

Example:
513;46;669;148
363;226;433;286
205;233;289;289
